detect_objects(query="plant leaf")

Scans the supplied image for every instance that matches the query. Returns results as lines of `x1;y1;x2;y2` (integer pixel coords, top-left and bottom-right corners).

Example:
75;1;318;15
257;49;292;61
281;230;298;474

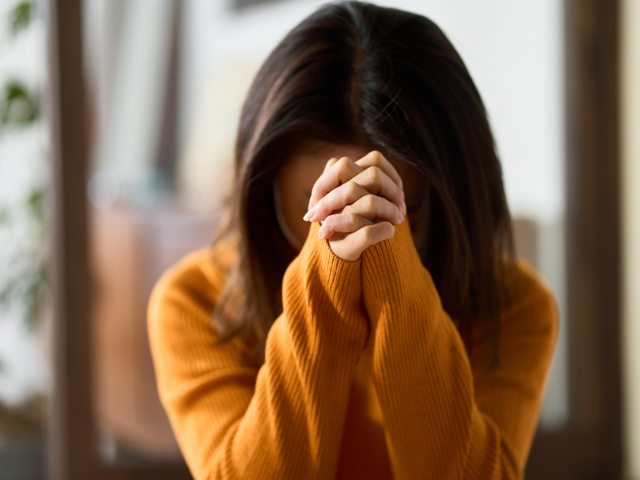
27;189;44;223
9;1;32;35
0;80;38;127
23;263;46;330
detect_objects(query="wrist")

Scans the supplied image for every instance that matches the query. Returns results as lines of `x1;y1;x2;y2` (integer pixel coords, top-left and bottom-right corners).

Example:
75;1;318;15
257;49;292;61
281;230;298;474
361;219;438;318
288;221;364;319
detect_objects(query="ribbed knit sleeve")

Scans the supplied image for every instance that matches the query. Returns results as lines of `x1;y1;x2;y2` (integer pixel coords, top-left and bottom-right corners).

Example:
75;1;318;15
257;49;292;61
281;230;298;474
361;219;559;480
147;221;369;480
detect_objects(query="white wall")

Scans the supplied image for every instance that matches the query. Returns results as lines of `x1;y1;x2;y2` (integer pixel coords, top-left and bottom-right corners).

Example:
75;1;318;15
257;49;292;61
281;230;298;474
622;0;640;477
178;0;565;223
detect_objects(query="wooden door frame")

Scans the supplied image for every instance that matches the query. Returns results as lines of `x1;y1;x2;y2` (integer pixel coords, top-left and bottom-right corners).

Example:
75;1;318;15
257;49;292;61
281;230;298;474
526;0;622;478
47;0;191;479
47;0;93;477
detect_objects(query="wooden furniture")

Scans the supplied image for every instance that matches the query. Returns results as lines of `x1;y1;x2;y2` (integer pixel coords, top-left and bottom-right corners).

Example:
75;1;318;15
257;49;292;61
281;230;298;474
90;205;218;461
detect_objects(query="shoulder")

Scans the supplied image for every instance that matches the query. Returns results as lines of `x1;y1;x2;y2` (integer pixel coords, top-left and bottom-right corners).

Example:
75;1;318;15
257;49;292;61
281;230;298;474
147;239;237;343
500;257;560;344
469;257;559;372
147;239;253;401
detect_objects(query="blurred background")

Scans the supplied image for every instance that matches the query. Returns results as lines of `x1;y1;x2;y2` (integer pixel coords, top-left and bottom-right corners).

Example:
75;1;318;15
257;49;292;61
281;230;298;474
0;0;636;478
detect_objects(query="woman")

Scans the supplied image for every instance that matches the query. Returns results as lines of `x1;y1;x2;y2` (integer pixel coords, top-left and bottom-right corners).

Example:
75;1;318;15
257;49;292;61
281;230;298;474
148;2;559;479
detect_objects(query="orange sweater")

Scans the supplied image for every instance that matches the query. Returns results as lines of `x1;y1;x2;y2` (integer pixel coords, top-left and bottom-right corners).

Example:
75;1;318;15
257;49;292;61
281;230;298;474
148;219;558;479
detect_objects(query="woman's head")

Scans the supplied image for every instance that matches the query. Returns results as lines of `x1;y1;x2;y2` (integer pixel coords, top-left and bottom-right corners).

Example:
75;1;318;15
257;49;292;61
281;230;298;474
215;1;513;362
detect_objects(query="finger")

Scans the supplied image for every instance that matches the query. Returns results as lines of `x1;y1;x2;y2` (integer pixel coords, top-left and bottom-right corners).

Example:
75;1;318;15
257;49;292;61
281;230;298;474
325;222;394;261
354;166;403;208
308;157;364;211
307;166;403;222
307;181;369;222
355;150;403;191
308;157;340;210
319;212;373;239
323;196;404;239
352;221;396;249
347;195;405;224
319;195;404;239
324;157;339;172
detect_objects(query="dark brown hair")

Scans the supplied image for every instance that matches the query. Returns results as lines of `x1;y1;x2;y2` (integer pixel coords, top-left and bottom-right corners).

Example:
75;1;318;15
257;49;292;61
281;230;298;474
212;1;514;365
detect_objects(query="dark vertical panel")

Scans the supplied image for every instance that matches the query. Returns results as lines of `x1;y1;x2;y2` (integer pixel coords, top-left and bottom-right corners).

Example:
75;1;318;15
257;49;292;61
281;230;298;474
47;1;94;480
567;0;622;475
565;0;603;431
526;0;621;478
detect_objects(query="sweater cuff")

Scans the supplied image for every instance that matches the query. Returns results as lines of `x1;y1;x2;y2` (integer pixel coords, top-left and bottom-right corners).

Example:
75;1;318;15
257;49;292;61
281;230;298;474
360;218;441;322
362;218;422;278
290;221;363;319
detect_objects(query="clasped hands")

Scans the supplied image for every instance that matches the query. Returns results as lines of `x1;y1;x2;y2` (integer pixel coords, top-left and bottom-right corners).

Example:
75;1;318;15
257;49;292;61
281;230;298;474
303;151;407;262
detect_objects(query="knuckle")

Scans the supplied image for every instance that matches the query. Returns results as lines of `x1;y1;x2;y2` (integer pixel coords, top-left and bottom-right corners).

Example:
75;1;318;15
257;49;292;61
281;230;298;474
369;150;383;164
324;189;338;207
338;157;352;169
362;226;375;244
364;194;377;210
346;181;359;197
324;213;337;226
368;166;382;182
346;212;360;227
326;213;340;228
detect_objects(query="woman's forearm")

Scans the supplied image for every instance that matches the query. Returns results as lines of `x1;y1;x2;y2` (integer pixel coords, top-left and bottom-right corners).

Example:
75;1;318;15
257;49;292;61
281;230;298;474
149;222;370;480
360;220;558;479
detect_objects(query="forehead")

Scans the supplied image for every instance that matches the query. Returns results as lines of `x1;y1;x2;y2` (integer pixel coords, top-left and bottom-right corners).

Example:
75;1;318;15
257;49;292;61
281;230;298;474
286;138;416;171
287;140;372;165
280;139;424;203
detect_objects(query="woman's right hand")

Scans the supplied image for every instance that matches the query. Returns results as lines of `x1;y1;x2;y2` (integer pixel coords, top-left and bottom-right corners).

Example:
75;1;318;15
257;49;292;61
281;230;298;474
303;151;407;262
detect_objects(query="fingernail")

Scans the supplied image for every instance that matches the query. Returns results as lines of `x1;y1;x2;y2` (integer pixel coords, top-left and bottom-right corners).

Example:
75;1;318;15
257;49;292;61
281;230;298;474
318;225;327;239
303;206;317;222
